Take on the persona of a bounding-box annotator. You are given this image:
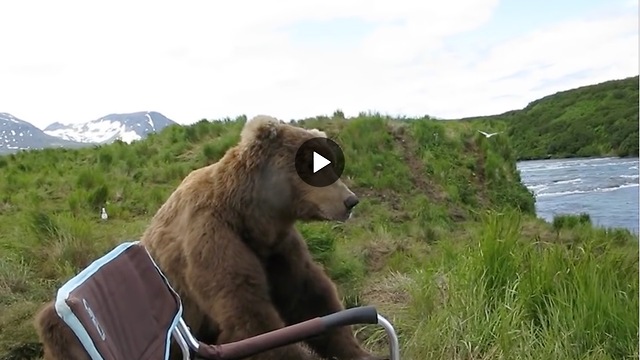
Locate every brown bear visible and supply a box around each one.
[34,115,384,360]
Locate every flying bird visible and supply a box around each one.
[478,130,500,138]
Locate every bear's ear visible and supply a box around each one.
[307,128,327,138]
[241,115,281,143]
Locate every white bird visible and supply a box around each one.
[101,207,108,221]
[478,130,500,138]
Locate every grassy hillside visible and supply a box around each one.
[0,113,637,360]
[458,76,639,160]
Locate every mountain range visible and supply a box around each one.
[0,111,178,155]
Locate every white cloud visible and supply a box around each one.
[448,8,638,117]
[0,0,636,128]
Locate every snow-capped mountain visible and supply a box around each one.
[0,113,89,155]
[44,111,177,144]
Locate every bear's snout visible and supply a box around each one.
[344,195,359,210]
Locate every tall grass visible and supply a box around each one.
[358,210,638,359]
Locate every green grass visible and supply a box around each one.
[0,113,637,360]
[366,210,638,360]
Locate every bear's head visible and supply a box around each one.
[236,115,359,223]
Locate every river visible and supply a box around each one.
[516,156,639,235]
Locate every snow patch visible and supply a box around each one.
[44,119,143,144]
[119,129,142,143]
[145,112,155,131]
[37,111,174,146]
[0,113,21,124]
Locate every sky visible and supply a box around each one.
[0,0,637,129]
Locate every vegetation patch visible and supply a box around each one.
[457,76,639,160]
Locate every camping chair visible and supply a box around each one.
[54,241,401,360]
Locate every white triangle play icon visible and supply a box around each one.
[313,152,331,173]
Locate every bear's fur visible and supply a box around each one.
[34,116,384,360]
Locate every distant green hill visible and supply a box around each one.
[458,76,639,160]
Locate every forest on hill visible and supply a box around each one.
[458,76,639,160]
[0,113,637,360]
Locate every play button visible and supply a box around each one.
[295,137,346,187]
[313,152,331,173]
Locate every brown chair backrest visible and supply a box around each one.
[55,241,184,360]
